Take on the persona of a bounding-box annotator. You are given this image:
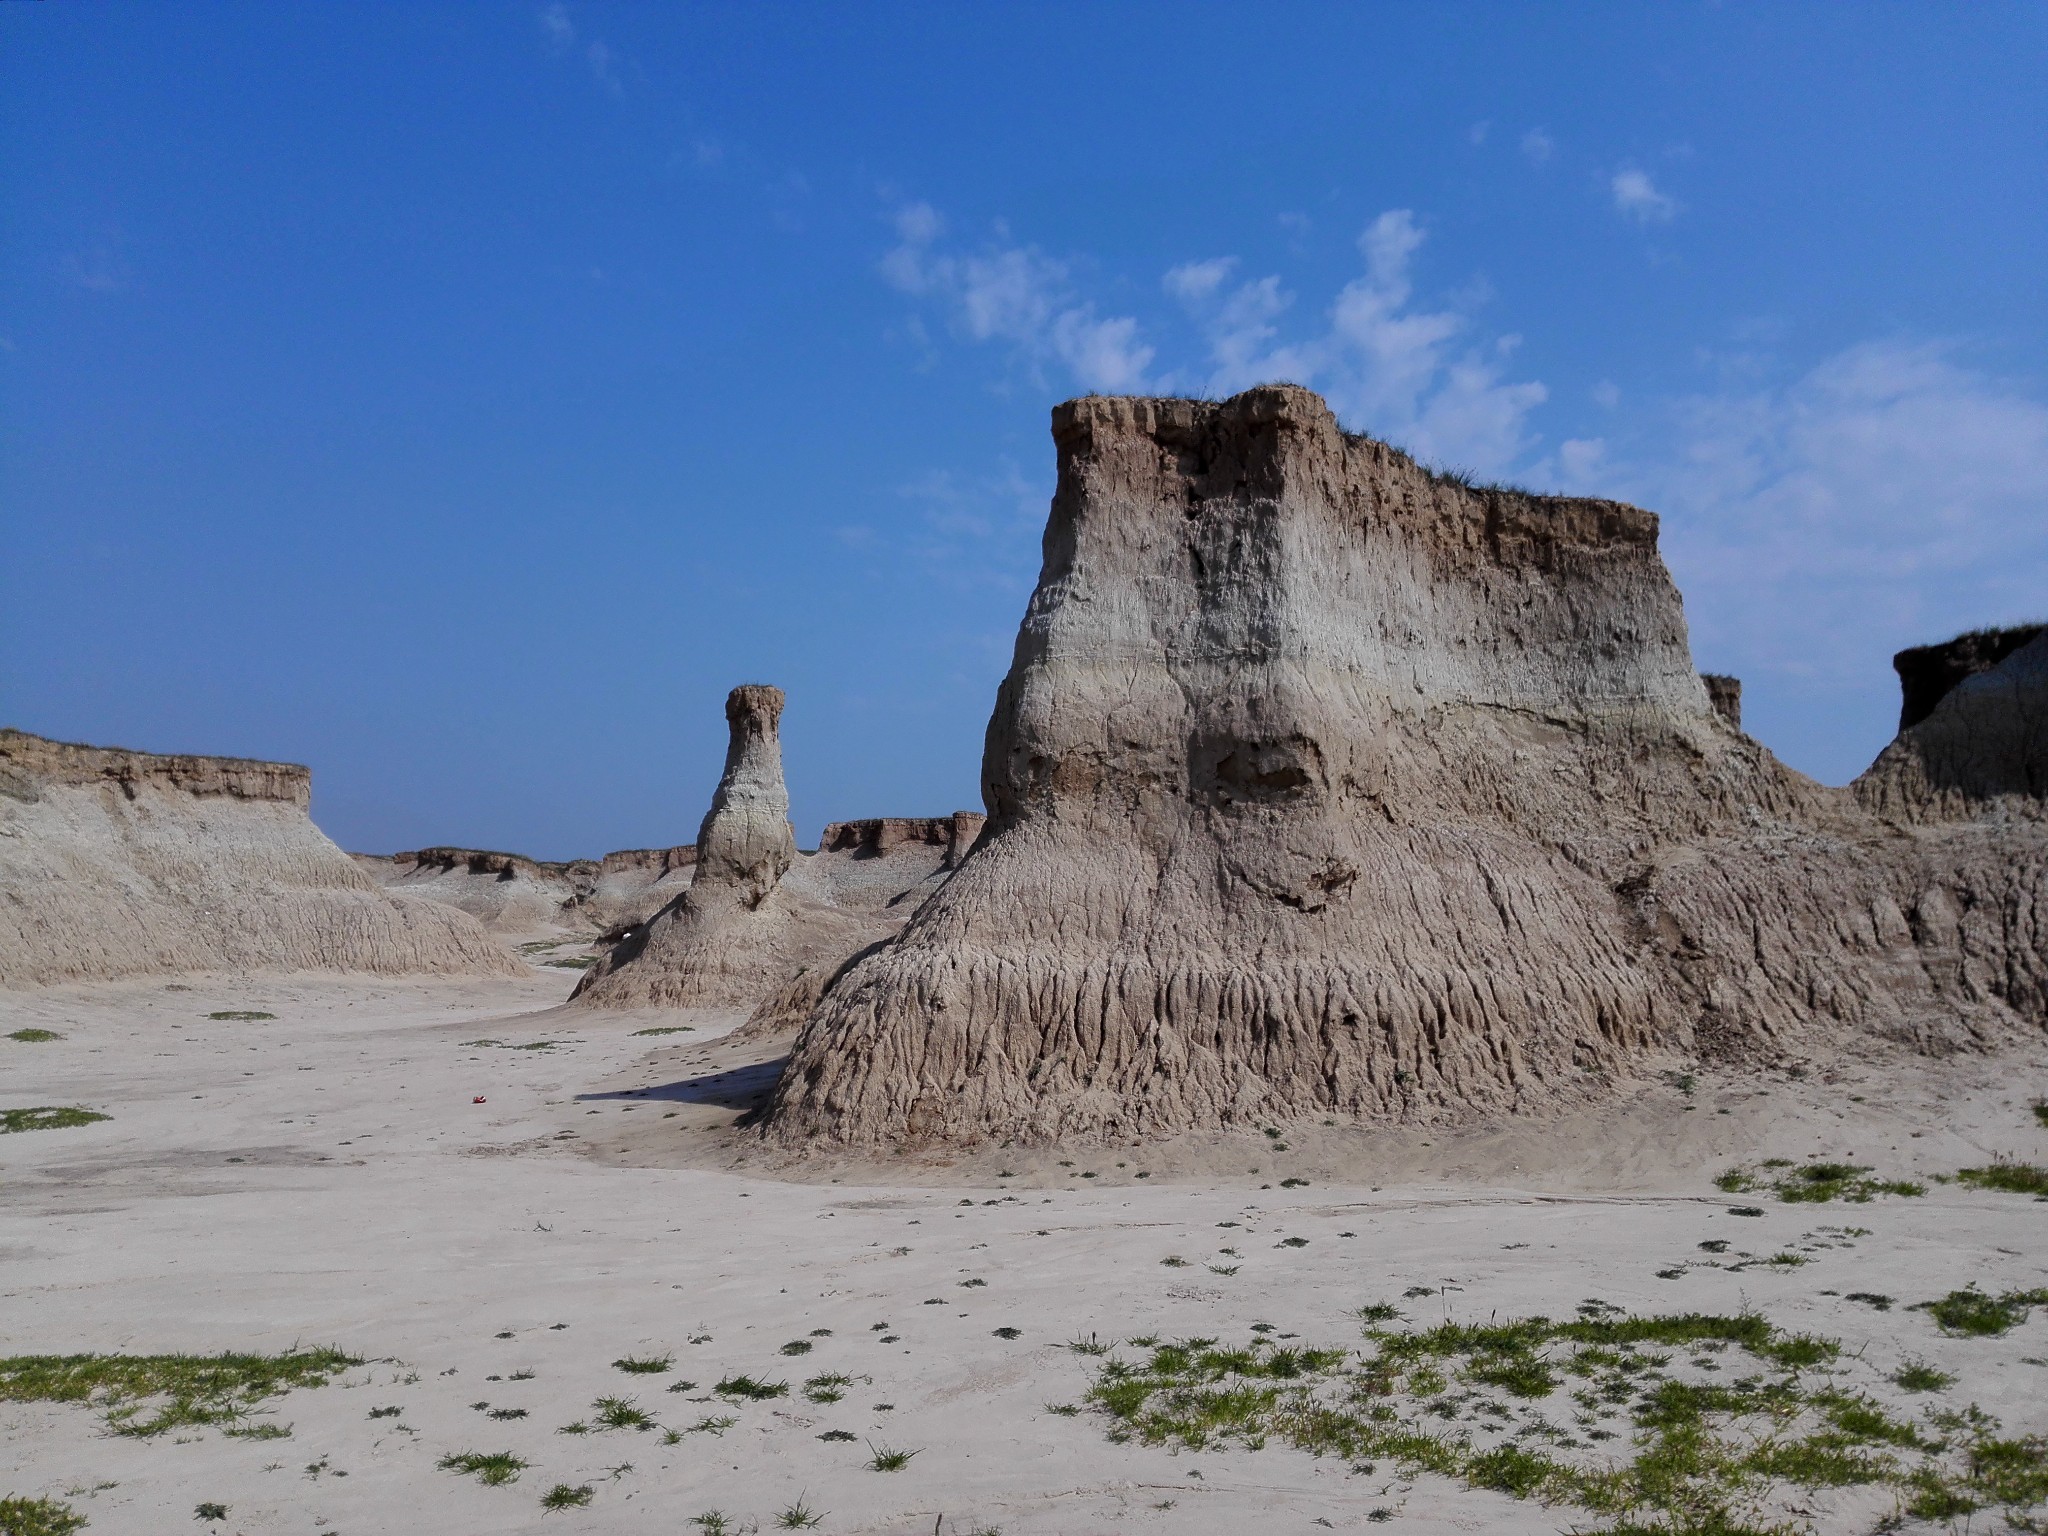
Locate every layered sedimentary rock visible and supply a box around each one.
[765,385,2048,1148]
[0,729,515,987]
[352,843,697,935]
[1702,674,1742,731]
[1857,629,2047,819]
[574,688,882,1007]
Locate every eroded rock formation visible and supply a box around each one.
[352,843,697,936]
[763,385,2048,1148]
[0,729,515,987]
[1857,629,2047,819]
[574,687,902,1008]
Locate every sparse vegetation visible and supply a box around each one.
[802,1373,852,1403]
[0,1107,110,1134]
[776,1496,825,1528]
[714,1374,787,1400]
[779,1340,813,1355]
[6,1029,61,1042]
[437,1451,527,1487]
[612,1354,672,1374]
[1716,1159,1923,1203]
[0,1497,88,1536]
[867,1442,919,1471]
[689,1514,733,1536]
[540,1483,594,1510]
[1077,1304,2048,1532]
[1893,1361,1954,1392]
[206,1011,274,1021]
[1917,1287,2048,1338]
[631,1026,693,1036]
[591,1395,654,1431]
[1955,1159,2048,1196]
[0,1347,358,1437]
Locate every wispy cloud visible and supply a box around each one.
[539,3,623,96]
[1168,210,1546,474]
[59,240,128,294]
[1612,166,1679,223]
[881,204,1154,392]
[1520,128,1555,164]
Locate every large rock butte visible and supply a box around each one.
[0,728,515,986]
[763,385,2048,1148]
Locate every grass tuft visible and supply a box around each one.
[714,1374,786,1401]
[6,1029,62,1043]
[1917,1286,2048,1337]
[590,1395,654,1431]
[867,1442,919,1471]
[438,1450,527,1486]
[540,1483,594,1510]
[775,1495,825,1528]
[1718,1159,1922,1203]
[611,1354,672,1374]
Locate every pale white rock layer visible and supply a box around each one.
[0,729,514,987]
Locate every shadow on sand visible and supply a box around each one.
[576,1056,787,1113]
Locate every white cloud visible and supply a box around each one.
[1468,121,1491,147]
[1520,128,1555,164]
[880,205,1154,393]
[1592,379,1621,409]
[1167,210,1547,473]
[1612,166,1679,223]
[1635,341,2048,701]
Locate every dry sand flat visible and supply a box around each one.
[3,977,2045,1534]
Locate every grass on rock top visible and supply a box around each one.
[1078,1302,2048,1533]
[0,1348,359,1437]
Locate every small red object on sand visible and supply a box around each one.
[473,1095,486,1104]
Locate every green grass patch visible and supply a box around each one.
[0,1496,89,1536]
[1916,1287,2048,1338]
[6,1029,62,1043]
[715,1374,787,1400]
[0,1347,358,1437]
[590,1395,654,1430]
[541,1483,594,1510]
[867,1442,918,1471]
[1717,1160,1922,1203]
[1955,1159,2048,1197]
[438,1451,527,1486]
[1078,1303,2045,1533]
[0,1107,109,1134]
[612,1354,671,1374]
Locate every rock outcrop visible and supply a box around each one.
[1702,674,1742,731]
[351,843,697,936]
[574,688,887,1008]
[0,728,515,987]
[1856,629,2048,820]
[763,386,2048,1149]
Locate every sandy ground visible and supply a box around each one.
[2,973,2045,1535]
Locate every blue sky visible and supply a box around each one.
[4,3,2044,859]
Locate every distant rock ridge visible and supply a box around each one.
[350,843,701,937]
[0,728,513,987]
[762,384,2048,1149]
[818,812,986,867]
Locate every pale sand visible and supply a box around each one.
[2,975,2044,1534]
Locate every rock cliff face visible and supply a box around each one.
[1892,625,2045,732]
[0,729,515,987]
[764,386,2048,1149]
[1703,674,1742,731]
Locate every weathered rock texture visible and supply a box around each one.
[764,386,2048,1149]
[0,729,515,987]
[1857,630,2048,820]
[351,843,697,936]
[1703,674,1742,731]
[573,687,946,1009]
[1892,624,2045,732]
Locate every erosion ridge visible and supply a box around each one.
[762,384,2048,1149]
[0,728,514,986]
[351,843,698,936]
